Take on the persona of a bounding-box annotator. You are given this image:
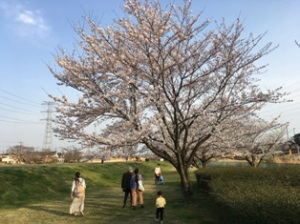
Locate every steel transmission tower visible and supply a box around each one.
[42,101,55,151]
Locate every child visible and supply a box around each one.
[154,163,161,185]
[155,190,166,224]
[158,175,164,185]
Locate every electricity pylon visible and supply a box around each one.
[41,101,55,151]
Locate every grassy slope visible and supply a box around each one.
[0,161,223,224]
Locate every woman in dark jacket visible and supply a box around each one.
[121,166,133,208]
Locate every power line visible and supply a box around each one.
[0,115,42,124]
[0,106,40,115]
[0,119,41,124]
[0,102,39,114]
[0,88,40,105]
[0,95,41,108]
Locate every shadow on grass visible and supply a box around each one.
[24,205,69,216]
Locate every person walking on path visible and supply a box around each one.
[70,171,86,216]
[121,166,133,208]
[155,190,166,224]
[155,163,161,185]
[130,168,144,210]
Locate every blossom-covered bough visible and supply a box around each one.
[48,0,286,198]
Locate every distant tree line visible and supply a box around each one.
[1,143,154,164]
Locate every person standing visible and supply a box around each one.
[70,172,86,216]
[155,190,166,224]
[121,166,133,208]
[130,168,144,210]
[155,163,161,185]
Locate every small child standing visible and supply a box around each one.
[155,190,166,224]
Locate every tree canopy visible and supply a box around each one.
[49,0,285,197]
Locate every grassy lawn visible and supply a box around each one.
[0,162,223,224]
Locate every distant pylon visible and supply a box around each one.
[41,101,55,151]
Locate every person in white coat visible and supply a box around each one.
[70,172,86,216]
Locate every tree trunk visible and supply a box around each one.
[245,155,263,167]
[143,142,195,199]
[176,165,194,199]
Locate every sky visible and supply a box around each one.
[0,0,300,152]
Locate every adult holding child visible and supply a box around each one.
[70,171,86,216]
[130,168,145,210]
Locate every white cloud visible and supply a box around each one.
[0,0,50,38]
[17,10,37,25]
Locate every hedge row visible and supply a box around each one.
[195,166,300,224]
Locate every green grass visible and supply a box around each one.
[0,161,223,224]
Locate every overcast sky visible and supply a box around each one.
[1,0,300,152]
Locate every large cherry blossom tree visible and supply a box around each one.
[49,0,284,197]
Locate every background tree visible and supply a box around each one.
[84,148,98,161]
[7,145,35,164]
[293,133,300,146]
[191,143,224,168]
[282,135,300,155]
[191,122,244,168]
[233,119,286,167]
[62,147,82,163]
[137,145,155,159]
[95,146,111,163]
[49,0,285,197]
[118,145,138,161]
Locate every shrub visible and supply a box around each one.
[195,166,300,224]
